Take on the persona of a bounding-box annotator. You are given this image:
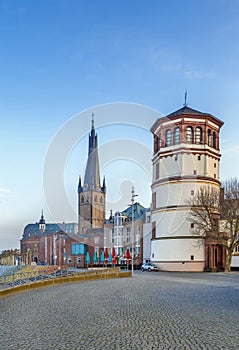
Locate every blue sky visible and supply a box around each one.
[1,0,239,250]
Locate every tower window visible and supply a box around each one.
[81,196,84,203]
[191,255,194,261]
[213,132,216,148]
[191,223,194,228]
[186,126,194,143]
[94,195,97,203]
[191,190,194,195]
[198,155,201,161]
[214,163,216,168]
[174,127,180,145]
[155,162,159,179]
[214,174,216,179]
[165,129,172,147]
[195,127,202,144]
[208,129,212,146]
[100,196,103,204]
[193,170,197,175]
[152,192,156,210]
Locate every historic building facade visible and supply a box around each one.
[104,202,148,267]
[150,105,225,271]
[21,116,105,266]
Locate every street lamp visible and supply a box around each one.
[131,186,138,275]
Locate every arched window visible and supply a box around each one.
[174,127,180,145]
[165,129,172,147]
[213,132,216,148]
[154,135,158,153]
[94,195,98,203]
[100,196,103,204]
[186,126,194,143]
[81,196,84,203]
[158,136,162,150]
[195,127,202,144]
[208,129,212,146]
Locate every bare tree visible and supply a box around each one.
[188,186,221,240]
[188,179,239,272]
[220,178,239,271]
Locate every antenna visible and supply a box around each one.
[183,89,188,107]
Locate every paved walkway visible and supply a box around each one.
[1,271,239,349]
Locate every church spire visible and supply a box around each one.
[84,114,101,190]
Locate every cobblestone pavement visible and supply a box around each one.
[1,271,239,350]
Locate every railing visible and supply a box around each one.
[0,266,127,289]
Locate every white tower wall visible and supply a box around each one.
[151,106,223,271]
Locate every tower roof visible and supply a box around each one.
[39,210,45,224]
[151,105,224,133]
[83,113,101,191]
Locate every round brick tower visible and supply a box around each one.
[150,105,223,271]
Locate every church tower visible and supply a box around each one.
[150,104,223,271]
[78,114,106,234]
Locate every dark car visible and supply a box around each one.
[141,262,158,272]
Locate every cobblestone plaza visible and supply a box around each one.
[1,271,239,349]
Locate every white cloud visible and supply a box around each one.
[184,70,215,79]
[0,188,11,194]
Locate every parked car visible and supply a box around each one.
[141,262,158,272]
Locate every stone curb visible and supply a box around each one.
[0,270,132,298]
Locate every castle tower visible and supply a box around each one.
[78,114,106,234]
[150,105,223,271]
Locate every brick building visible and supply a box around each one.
[21,115,105,267]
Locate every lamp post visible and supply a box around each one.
[131,186,138,275]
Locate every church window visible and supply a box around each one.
[186,126,194,143]
[165,129,172,147]
[174,127,180,145]
[195,127,202,144]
